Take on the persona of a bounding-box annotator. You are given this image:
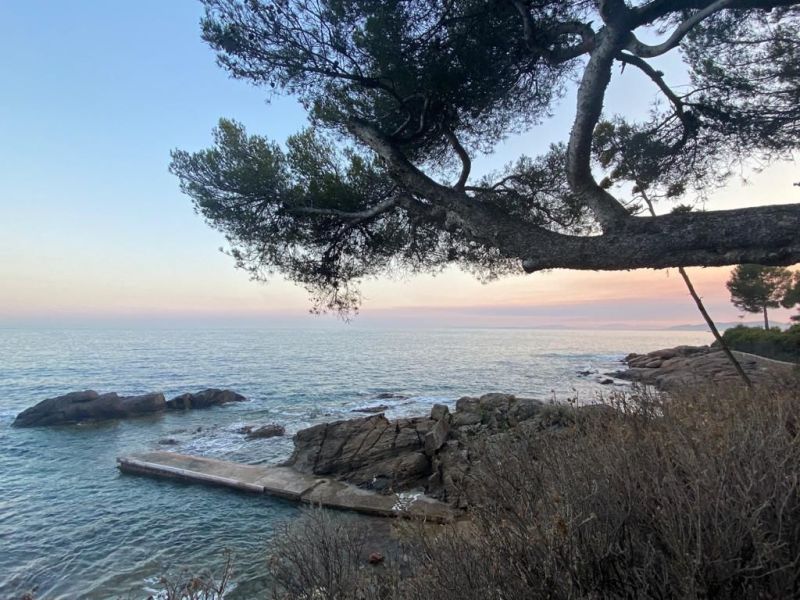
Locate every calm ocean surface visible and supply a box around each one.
[0,327,710,599]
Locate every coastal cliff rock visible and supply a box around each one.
[12,390,166,427]
[287,413,433,492]
[285,393,548,506]
[612,345,797,390]
[166,388,246,410]
[13,388,247,427]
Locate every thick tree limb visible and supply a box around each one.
[566,27,632,231]
[627,0,735,57]
[520,204,800,272]
[632,0,800,27]
[348,118,587,249]
[348,119,800,274]
[510,1,596,63]
[549,22,597,61]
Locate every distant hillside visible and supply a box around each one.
[667,321,788,332]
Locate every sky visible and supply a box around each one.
[1,1,798,329]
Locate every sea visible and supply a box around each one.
[0,327,711,599]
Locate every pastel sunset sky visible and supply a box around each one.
[2,1,798,329]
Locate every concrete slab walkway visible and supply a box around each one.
[117,451,454,522]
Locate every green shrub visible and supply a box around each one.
[721,324,800,362]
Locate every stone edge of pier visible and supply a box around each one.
[117,451,455,523]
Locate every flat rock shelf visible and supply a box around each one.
[117,451,455,522]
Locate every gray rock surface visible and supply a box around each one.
[166,388,246,410]
[13,390,166,427]
[424,412,450,456]
[14,387,247,427]
[612,345,796,390]
[245,423,286,439]
[285,393,550,507]
[287,413,433,492]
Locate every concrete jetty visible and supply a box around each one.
[117,451,454,522]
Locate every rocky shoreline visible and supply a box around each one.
[282,392,589,508]
[609,344,797,390]
[13,345,798,511]
[282,346,798,508]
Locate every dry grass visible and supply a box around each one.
[268,511,402,600]
[269,381,800,599]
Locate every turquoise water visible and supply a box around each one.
[0,327,710,599]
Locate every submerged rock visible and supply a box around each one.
[351,405,390,414]
[12,390,166,427]
[245,423,285,439]
[166,389,246,410]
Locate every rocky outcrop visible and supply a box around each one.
[12,390,166,427]
[424,405,450,456]
[285,393,550,507]
[287,412,433,493]
[612,345,797,390]
[244,423,286,439]
[13,388,247,427]
[166,389,246,410]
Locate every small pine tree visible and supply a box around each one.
[726,265,794,329]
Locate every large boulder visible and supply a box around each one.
[286,392,548,503]
[424,409,450,456]
[166,389,246,410]
[286,413,434,492]
[451,393,544,434]
[13,390,166,427]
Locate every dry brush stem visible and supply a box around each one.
[153,549,234,600]
[268,510,402,600]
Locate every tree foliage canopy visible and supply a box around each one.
[171,0,800,313]
[726,264,794,328]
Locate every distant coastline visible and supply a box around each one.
[665,321,791,331]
